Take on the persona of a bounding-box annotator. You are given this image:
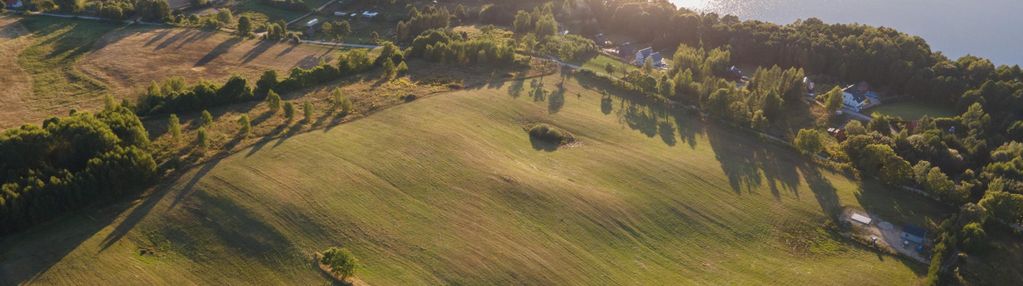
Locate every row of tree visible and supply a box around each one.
[36,0,171,22]
[135,49,376,116]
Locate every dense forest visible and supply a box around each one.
[0,105,157,234]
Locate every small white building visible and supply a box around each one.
[305,18,320,28]
[850,213,873,225]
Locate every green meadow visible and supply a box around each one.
[1,76,945,285]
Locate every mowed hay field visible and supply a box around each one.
[0,16,35,129]
[0,16,343,129]
[79,26,343,98]
[1,77,943,285]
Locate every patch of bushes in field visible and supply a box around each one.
[407,29,515,66]
[527,123,574,145]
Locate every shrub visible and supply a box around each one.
[528,123,574,145]
[266,90,282,113]
[168,114,181,139]
[238,114,251,137]
[303,101,313,123]
[795,129,824,155]
[200,110,214,126]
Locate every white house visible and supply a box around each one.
[842,82,881,112]
[634,47,664,67]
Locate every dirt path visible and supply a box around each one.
[0,16,38,129]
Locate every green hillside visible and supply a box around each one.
[1,76,942,285]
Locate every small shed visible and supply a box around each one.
[850,213,872,225]
[305,18,320,28]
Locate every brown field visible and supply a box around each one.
[79,27,344,99]
[0,16,39,129]
[0,15,345,129]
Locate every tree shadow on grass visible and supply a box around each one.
[704,124,802,197]
[276,42,298,58]
[273,121,306,148]
[548,81,566,114]
[195,37,242,67]
[247,121,292,157]
[507,78,525,98]
[0,200,125,285]
[241,39,277,64]
[797,163,842,221]
[143,29,171,47]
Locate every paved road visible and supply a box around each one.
[298,40,378,49]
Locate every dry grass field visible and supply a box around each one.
[79,27,344,99]
[0,16,346,129]
[0,16,35,129]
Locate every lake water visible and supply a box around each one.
[671,0,1023,66]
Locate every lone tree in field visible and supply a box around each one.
[267,90,282,113]
[237,16,252,36]
[794,128,824,155]
[331,88,352,115]
[605,63,615,77]
[303,101,314,123]
[238,114,251,137]
[168,114,182,140]
[284,102,295,122]
[321,247,358,281]
[197,127,209,147]
[200,110,214,126]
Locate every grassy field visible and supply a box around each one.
[576,53,638,77]
[865,101,958,120]
[234,0,307,25]
[0,75,947,285]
